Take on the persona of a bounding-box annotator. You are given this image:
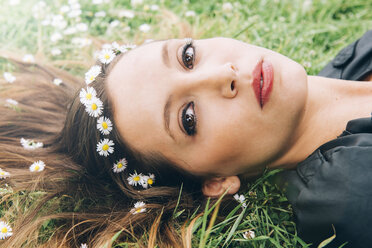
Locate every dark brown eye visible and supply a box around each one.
[181,102,197,136]
[231,81,235,91]
[182,45,195,69]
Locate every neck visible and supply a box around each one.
[269,75,372,170]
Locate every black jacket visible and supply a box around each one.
[278,29,372,248]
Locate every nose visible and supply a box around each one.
[186,62,238,98]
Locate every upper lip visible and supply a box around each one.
[252,59,263,107]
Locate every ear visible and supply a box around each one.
[202,176,241,198]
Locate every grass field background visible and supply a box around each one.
[0,0,371,247]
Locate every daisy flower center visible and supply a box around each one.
[117,163,123,168]
[0,172,4,175]
[135,208,142,213]
[102,144,109,151]
[89,76,94,81]
[34,165,40,171]
[91,103,97,110]
[134,176,140,181]
[1,227,7,233]
[148,178,153,185]
[86,93,92,100]
[104,54,110,59]
[102,122,108,129]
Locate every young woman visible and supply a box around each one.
[0,30,371,247]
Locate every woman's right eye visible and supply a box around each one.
[181,102,197,136]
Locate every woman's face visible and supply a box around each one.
[107,37,307,177]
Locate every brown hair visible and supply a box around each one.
[0,49,231,247]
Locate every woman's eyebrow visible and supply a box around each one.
[162,40,171,68]
[164,94,176,141]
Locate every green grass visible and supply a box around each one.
[1,0,371,247]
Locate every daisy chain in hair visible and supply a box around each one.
[79,87,97,105]
[0,221,12,240]
[127,172,143,186]
[130,201,146,215]
[96,138,114,157]
[29,160,45,172]
[112,158,128,173]
[85,97,103,118]
[98,49,116,64]
[97,116,113,135]
[85,65,102,85]
[141,174,155,189]
[20,138,43,150]
[0,169,10,179]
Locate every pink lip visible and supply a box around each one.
[252,59,274,108]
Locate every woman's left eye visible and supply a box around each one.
[181,102,197,136]
[182,44,195,69]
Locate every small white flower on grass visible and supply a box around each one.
[95,11,106,18]
[85,97,103,117]
[22,54,35,63]
[118,10,135,19]
[141,174,155,189]
[96,139,114,157]
[97,116,112,135]
[51,32,63,43]
[127,172,143,186]
[63,27,77,35]
[0,221,12,239]
[76,23,88,32]
[72,37,92,48]
[9,0,20,5]
[0,169,10,179]
[98,49,116,64]
[131,0,143,7]
[79,87,97,105]
[222,2,233,12]
[3,72,16,83]
[80,243,88,248]
[20,138,43,149]
[112,158,128,173]
[51,48,62,56]
[53,78,63,86]
[60,5,70,13]
[85,65,101,85]
[68,9,82,18]
[185,10,196,17]
[29,160,45,172]
[243,230,255,239]
[150,4,159,11]
[109,20,120,28]
[233,193,247,208]
[5,98,18,107]
[139,23,151,33]
[130,201,146,214]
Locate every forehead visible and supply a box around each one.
[106,40,171,151]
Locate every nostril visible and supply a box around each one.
[230,81,235,91]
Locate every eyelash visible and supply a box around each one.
[181,102,197,136]
[181,40,195,70]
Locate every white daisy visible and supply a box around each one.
[5,98,18,107]
[80,243,88,248]
[0,221,12,240]
[185,10,196,17]
[50,32,63,43]
[98,49,116,64]
[112,158,128,173]
[20,138,43,149]
[96,139,114,157]
[0,169,10,179]
[130,201,146,215]
[76,23,88,32]
[79,87,97,105]
[118,10,135,19]
[85,97,103,118]
[243,230,255,239]
[127,172,143,186]
[222,2,233,12]
[29,160,45,172]
[3,72,16,83]
[53,78,63,86]
[51,48,62,56]
[233,193,247,208]
[141,174,155,189]
[85,65,102,85]
[97,116,113,135]
[22,54,35,63]
[139,23,151,33]
[131,0,143,7]
[95,11,106,18]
